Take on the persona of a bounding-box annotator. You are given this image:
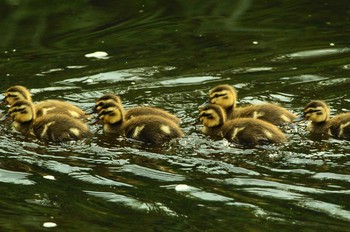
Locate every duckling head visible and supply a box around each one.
[303,100,330,123]
[93,94,122,113]
[2,85,32,106]
[97,100,125,125]
[198,103,227,128]
[8,100,35,123]
[209,84,237,109]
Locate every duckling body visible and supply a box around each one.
[94,94,181,124]
[208,84,296,126]
[3,85,87,119]
[98,101,183,144]
[221,118,287,144]
[7,100,91,142]
[199,104,286,145]
[302,100,350,139]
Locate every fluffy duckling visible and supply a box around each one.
[93,94,181,124]
[198,103,286,145]
[6,100,91,142]
[97,100,183,144]
[301,100,350,139]
[2,85,87,119]
[208,84,296,126]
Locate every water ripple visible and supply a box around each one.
[0,168,35,185]
[116,164,186,182]
[274,47,350,60]
[84,190,178,216]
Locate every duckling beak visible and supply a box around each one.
[195,117,203,125]
[293,115,305,122]
[0,96,8,106]
[198,100,210,110]
[0,112,10,122]
[85,107,96,115]
[90,116,102,125]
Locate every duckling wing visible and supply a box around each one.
[32,115,91,142]
[222,118,286,145]
[329,113,350,139]
[123,116,183,144]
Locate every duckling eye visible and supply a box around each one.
[6,95,19,100]
[213,93,226,98]
[97,102,105,107]
[100,110,114,116]
[201,113,213,119]
[305,109,320,114]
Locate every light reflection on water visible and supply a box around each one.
[1,0,350,231]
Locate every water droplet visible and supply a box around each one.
[43,222,57,228]
[43,175,56,180]
[85,51,109,59]
[175,184,191,192]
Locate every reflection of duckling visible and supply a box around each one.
[301,100,350,139]
[7,100,91,142]
[208,84,296,126]
[94,94,181,124]
[2,85,87,119]
[97,101,183,144]
[198,104,286,145]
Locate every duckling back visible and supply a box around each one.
[32,114,91,142]
[35,100,87,119]
[233,103,297,126]
[125,106,181,125]
[221,118,287,145]
[123,115,184,144]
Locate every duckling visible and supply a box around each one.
[96,100,183,144]
[93,94,181,124]
[6,100,91,142]
[208,84,296,126]
[198,103,286,145]
[301,100,350,140]
[2,85,87,119]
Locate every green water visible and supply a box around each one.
[0,0,350,231]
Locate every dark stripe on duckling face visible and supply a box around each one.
[209,85,237,109]
[8,101,34,122]
[209,90,229,103]
[94,94,122,113]
[303,101,329,123]
[98,102,124,125]
[4,86,31,105]
[198,104,226,127]
[3,92,22,105]
[303,108,323,118]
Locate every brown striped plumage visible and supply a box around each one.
[208,84,296,126]
[97,100,183,144]
[302,100,350,140]
[7,100,91,142]
[93,94,181,124]
[3,85,87,119]
[198,104,286,145]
